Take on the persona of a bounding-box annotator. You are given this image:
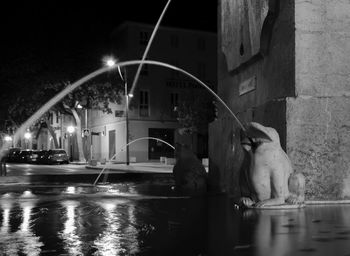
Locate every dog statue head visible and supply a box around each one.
[241,122,280,151]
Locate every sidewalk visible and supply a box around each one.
[85,161,174,174]
[0,162,174,187]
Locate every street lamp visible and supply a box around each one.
[4,135,12,143]
[67,126,75,161]
[24,131,31,149]
[104,56,133,165]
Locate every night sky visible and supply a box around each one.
[0,0,217,57]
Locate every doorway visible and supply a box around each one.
[109,130,116,160]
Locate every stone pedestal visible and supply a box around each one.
[211,0,350,200]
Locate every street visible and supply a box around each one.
[5,163,96,176]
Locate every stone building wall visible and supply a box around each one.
[210,0,350,200]
[287,0,350,199]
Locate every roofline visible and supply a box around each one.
[113,20,217,37]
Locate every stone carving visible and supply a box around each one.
[221,0,269,71]
[172,143,207,194]
[239,122,305,208]
[221,0,279,71]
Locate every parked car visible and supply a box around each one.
[41,149,69,164]
[36,150,48,164]
[27,150,48,164]
[6,147,21,162]
[18,150,34,163]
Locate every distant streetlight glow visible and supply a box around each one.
[104,57,116,67]
[4,135,12,142]
[24,132,31,140]
[67,126,75,134]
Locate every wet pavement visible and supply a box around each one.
[0,181,350,255]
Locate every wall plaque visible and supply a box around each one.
[239,76,256,95]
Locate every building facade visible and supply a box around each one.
[87,22,217,163]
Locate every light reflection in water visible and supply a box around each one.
[21,190,35,198]
[93,200,140,255]
[65,186,76,194]
[60,201,83,256]
[18,201,43,256]
[250,209,307,256]
[0,206,11,234]
[0,200,43,256]
[93,201,123,255]
[127,204,140,254]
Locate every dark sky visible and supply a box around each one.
[0,0,217,57]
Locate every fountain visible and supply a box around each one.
[0,58,305,207]
[93,137,175,186]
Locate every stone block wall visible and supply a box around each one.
[212,0,350,200]
[288,0,350,199]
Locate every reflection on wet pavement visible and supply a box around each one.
[0,183,350,255]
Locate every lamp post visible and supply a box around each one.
[105,57,133,165]
[67,125,75,162]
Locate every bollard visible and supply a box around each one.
[0,160,6,176]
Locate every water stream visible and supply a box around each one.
[93,137,175,186]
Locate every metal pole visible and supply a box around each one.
[125,77,130,165]
[118,65,130,165]
[60,113,63,148]
[85,108,88,129]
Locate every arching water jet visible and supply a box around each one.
[93,137,175,186]
[0,59,245,159]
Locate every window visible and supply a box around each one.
[197,37,206,51]
[139,31,149,45]
[170,60,180,78]
[170,92,179,118]
[115,110,124,117]
[139,90,149,117]
[49,112,53,125]
[141,64,149,76]
[56,111,59,123]
[197,62,206,79]
[170,35,179,48]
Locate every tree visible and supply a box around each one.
[176,90,217,135]
[3,46,125,161]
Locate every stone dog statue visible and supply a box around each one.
[172,143,207,194]
[239,122,305,208]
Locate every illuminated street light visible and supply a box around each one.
[104,57,116,67]
[24,132,31,140]
[67,126,75,134]
[4,135,12,142]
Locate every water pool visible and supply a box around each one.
[0,183,349,255]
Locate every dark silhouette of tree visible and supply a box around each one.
[176,91,217,135]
